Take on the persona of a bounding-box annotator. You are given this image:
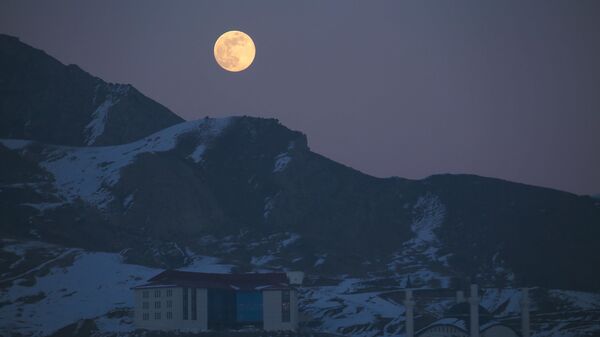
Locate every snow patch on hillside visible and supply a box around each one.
[263,196,275,219]
[480,288,523,316]
[300,278,404,337]
[0,118,232,209]
[20,202,66,212]
[273,153,291,172]
[387,194,451,287]
[0,139,31,150]
[85,84,130,145]
[410,194,446,250]
[179,255,233,273]
[188,144,206,163]
[548,289,600,310]
[186,118,232,163]
[273,141,296,173]
[0,242,159,336]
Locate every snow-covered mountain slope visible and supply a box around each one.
[2,239,599,337]
[2,118,231,209]
[1,115,600,291]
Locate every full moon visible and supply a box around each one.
[214,31,256,72]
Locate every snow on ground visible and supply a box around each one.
[0,242,159,336]
[19,202,66,213]
[0,117,232,209]
[122,193,134,210]
[480,288,523,316]
[548,289,600,310]
[272,141,296,173]
[187,144,206,163]
[280,233,300,247]
[84,84,130,145]
[409,194,446,256]
[251,255,277,267]
[387,194,451,287]
[300,278,404,337]
[314,254,327,267]
[263,195,275,219]
[178,255,233,273]
[273,153,291,172]
[186,117,231,163]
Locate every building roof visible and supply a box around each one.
[132,270,292,291]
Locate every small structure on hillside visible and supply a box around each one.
[132,270,304,332]
[404,285,530,337]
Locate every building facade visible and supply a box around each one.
[133,270,303,332]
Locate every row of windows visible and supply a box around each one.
[142,300,172,309]
[142,289,173,298]
[142,312,173,320]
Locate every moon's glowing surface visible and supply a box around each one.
[214,31,256,72]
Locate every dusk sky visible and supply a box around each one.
[1,1,599,195]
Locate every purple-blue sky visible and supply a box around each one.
[1,1,599,195]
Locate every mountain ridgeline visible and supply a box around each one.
[1,34,599,293]
[0,34,183,146]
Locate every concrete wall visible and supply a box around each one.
[262,289,298,331]
[134,287,207,331]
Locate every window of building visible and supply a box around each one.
[142,291,149,298]
[166,289,172,297]
[155,312,161,320]
[191,288,197,320]
[166,300,172,308]
[166,311,172,320]
[142,302,148,309]
[155,301,161,309]
[281,290,291,323]
[183,287,188,320]
[154,289,161,298]
[142,313,149,320]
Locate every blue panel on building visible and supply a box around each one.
[236,291,263,323]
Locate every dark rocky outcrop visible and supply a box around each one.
[0,34,183,146]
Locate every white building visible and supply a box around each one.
[133,270,303,332]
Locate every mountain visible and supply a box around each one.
[0,34,183,146]
[1,36,600,337]
[2,116,598,290]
